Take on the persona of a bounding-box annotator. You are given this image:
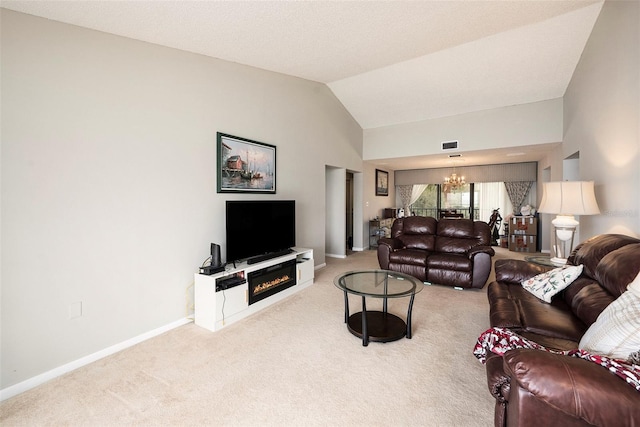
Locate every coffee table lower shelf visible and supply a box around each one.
[347,311,407,344]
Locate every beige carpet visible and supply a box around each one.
[1,248,525,426]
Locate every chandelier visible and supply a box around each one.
[444,172,465,190]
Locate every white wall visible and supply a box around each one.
[363,98,563,161]
[1,10,362,389]
[543,0,640,239]
[325,167,346,258]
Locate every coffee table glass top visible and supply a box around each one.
[333,270,422,298]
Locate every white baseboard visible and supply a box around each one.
[0,317,192,402]
[351,246,366,252]
[314,262,327,270]
[325,253,347,259]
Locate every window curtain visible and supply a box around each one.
[397,184,427,215]
[504,181,533,214]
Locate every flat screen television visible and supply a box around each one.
[226,200,296,264]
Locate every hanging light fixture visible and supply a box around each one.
[444,172,465,189]
[444,161,465,190]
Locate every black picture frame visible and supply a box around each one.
[375,169,389,196]
[217,132,276,194]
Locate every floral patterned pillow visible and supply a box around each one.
[521,264,584,303]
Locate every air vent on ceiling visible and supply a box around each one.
[441,140,459,151]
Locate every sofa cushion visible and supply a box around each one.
[426,253,472,271]
[521,264,583,303]
[488,282,587,342]
[579,271,640,361]
[389,249,428,266]
[399,234,435,251]
[563,277,616,327]
[435,219,491,255]
[569,234,640,280]
[594,243,640,297]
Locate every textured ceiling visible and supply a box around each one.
[1,0,604,168]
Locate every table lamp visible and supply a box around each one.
[538,181,600,265]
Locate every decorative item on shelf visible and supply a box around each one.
[520,204,535,216]
[538,181,600,265]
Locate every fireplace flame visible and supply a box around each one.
[253,275,291,295]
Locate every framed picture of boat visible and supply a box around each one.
[217,132,276,193]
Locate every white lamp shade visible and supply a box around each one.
[538,181,600,216]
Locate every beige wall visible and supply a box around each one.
[1,10,362,389]
[363,98,563,161]
[564,0,640,238]
[541,0,640,241]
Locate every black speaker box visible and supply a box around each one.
[211,243,222,267]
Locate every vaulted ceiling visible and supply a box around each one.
[2,0,605,167]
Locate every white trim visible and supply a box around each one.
[314,262,327,270]
[0,317,192,402]
[351,246,366,252]
[325,253,347,259]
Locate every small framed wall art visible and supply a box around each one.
[217,132,276,194]
[375,169,389,196]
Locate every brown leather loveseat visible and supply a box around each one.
[484,234,640,426]
[377,216,495,289]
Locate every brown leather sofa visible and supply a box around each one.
[377,216,495,289]
[485,234,640,426]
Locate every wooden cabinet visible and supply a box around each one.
[508,216,538,253]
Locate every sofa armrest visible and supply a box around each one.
[467,245,495,259]
[377,237,402,250]
[494,259,552,284]
[504,349,640,426]
[376,238,403,270]
[485,352,511,403]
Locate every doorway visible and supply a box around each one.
[346,172,354,252]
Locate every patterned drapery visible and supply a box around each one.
[397,184,427,215]
[504,181,533,214]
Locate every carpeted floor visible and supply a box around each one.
[0,247,525,426]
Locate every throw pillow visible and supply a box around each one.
[521,264,584,303]
[579,271,640,361]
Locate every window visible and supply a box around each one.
[410,182,512,223]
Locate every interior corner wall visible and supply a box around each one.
[562,0,640,238]
[0,10,363,390]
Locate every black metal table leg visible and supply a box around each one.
[343,290,349,323]
[361,296,368,346]
[383,274,388,314]
[406,292,416,339]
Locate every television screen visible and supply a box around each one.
[226,200,296,263]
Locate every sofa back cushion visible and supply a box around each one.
[435,219,491,254]
[594,243,640,297]
[391,216,437,251]
[568,234,640,283]
[564,234,640,327]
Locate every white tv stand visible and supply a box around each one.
[194,248,314,332]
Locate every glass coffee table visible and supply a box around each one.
[333,270,423,346]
